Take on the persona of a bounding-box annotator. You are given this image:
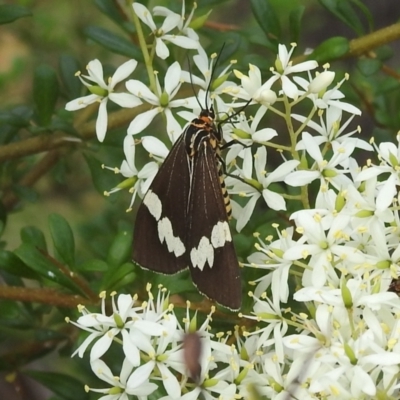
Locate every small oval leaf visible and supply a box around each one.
[0,4,32,24]
[107,230,133,268]
[33,64,60,126]
[308,36,349,64]
[48,213,75,268]
[25,371,89,400]
[84,26,142,60]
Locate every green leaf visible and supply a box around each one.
[318,0,366,36]
[79,259,108,272]
[33,65,60,126]
[84,26,142,60]
[14,243,81,292]
[20,226,47,251]
[83,153,120,194]
[12,184,39,203]
[250,0,281,45]
[59,55,82,100]
[95,0,135,33]
[107,230,133,268]
[308,36,349,64]
[0,4,32,24]
[289,5,305,44]
[0,200,6,237]
[357,58,382,76]
[48,214,75,268]
[101,262,136,290]
[0,250,39,279]
[335,0,364,36]
[351,0,374,31]
[25,371,88,400]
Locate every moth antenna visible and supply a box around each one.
[187,54,204,112]
[205,43,226,111]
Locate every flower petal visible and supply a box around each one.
[128,108,160,135]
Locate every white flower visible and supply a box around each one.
[292,106,371,151]
[65,59,141,142]
[356,134,400,209]
[230,63,277,106]
[133,2,198,60]
[154,1,199,40]
[88,358,158,399]
[247,227,299,308]
[284,210,364,287]
[126,61,189,142]
[308,70,335,93]
[69,292,164,366]
[270,43,318,99]
[104,135,159,210]
[225,113,278,164]
[229,146,299,231]
[285,132,356,190]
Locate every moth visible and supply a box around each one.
[132,61,241,310]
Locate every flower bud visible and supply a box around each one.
[308,71,335,94]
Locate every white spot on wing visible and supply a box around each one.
[158,217,185,257]
[144,190,162,220]
[211,221,232,248]
[190,237,214,271]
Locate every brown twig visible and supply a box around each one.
[2,150,61,210]
[0,285,97,308]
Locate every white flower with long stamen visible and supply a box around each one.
[87,358,158,399]
[103,135,160,210]
[229,146,299,231]
[154,1,199,40]
[126,61,189,142]
[133,2,198,60]
[270,43,318,99]
[65,59,142,142]
[285,131,356,190]
[229,63,277,107]
[69,292,165,366]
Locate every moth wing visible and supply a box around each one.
[133,135,190,274]
[187,140,241,310]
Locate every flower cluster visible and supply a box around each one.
[66,1,400,399]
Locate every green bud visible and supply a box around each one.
[257,312,279,320]
[335,191,346,212]
[275,57,283,73]
[232,128,251,139]
[113,313,124,329]
[109,387,122,395]
[203,378,218,388]
[157,353,168,362]
[159,91,169,107]
[211,72,231,91]
[244,178,263,191]
[271,247,284,258]
[189,314,197,332]
[117,176,137,190]
[234,366,249,385]
[319,240,329,250]
[341,279,353,308]
[354,210,374,218]
[322,169,338,178]
[240,344,249,361]
[376,260,391,270]
[344,342,357,365]
[189,10,212,30]
[389,151,399,167]
[270,377,283,392]
[300,153,308,169]
[89,85,108,97]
